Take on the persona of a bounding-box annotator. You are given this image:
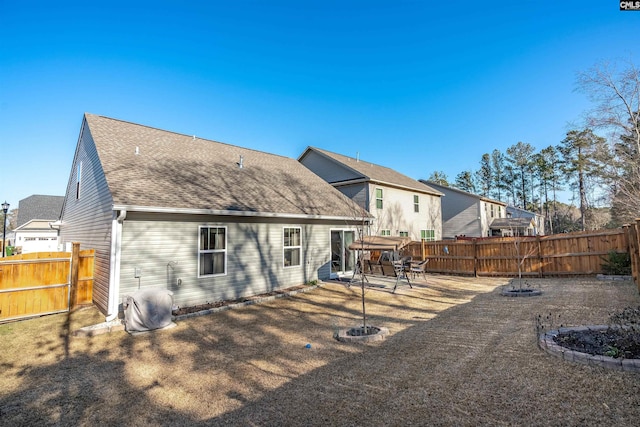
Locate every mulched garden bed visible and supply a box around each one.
[171,284,310,316]
[554,327,640,359]
[553,306,640,359]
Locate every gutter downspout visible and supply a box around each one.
[106,209,126,321]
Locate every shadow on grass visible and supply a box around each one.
[2,278,638,425]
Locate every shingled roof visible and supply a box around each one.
[16,195,64,227]
[301,147,442,196]
[84,114,369,219]
[489,217,535,230]
[421,180,506,206]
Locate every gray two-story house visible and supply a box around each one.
[420,181,508,239]
[299,147,443,243]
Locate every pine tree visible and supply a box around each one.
[475,153,492,197]
[558,129,608,231]
[506,142,535,208]
[454,170,476,193]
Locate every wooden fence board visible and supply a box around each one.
[0,243,95,322]
[76,249,94,305]
[404,228,636,282]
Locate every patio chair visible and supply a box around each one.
[410,259,429,281]
[380,260,412,293]
[368,259,382,275]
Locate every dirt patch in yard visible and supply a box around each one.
[1,276,640,426]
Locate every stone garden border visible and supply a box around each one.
[539,325,640,372]
[334,326,390,343]
[501,288,542,297]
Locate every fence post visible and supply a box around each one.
[623,224,633,281]
[472,238,478,277]
[69,242,80,309]
[536,235,543,278]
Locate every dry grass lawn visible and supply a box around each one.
[1,275,640,426]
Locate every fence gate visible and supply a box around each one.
[0,243,94,323]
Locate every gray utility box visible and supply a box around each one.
[124,288,174,333]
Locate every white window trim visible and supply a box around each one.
[375,188,383,210]
[76,161,82,200]
[420,229,436,241]
[198,225,227,278]
[283,226,302,268]
[414,195,419,213]
[330,228,357,276]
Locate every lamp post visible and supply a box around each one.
[2,201,9,258]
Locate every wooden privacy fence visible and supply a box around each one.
[0,242,94,322]
[403,223,640,288]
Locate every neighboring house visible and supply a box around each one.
[58,114,370,320]
[419,181,507,239]
[299,147,443,242]
[14,195,64,253]
[488,217,537,237]
[505,206,545,236]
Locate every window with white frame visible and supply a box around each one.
[414,195,419,213]
[76,162,82,200]
[380,229,391,236]
[199,226,227,276]
[420,229,435,241]
[283,227,301,267]
[399,231,409,237]
[375,188,383,209]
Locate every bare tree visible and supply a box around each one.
[504,210,539,291]
[6,208,18,231]
[343,201,374,335]
[576,59,640,223]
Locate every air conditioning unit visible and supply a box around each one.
[124,288,174,333]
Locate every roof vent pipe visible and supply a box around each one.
[135,146,139,155]
[238,155,244,169]
[356,152,359,162]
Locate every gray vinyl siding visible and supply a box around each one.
[335,183,368,209]
[441,193,481,239]
[117,212,351,309]
[58,119,115,314]
[299,150,361,183]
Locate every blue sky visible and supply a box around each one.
[1,1,638,211]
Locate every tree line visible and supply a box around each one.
[428,58,640,234]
